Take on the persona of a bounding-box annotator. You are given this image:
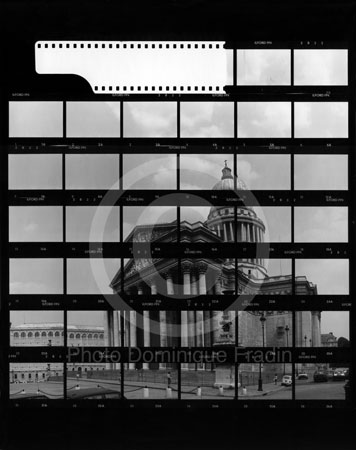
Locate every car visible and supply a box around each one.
[281,375,293,386]
[313,370,328,382]
[10,391,50,400]
[67,386,126,400]
[333,369,348,381]
[297,373,308,380]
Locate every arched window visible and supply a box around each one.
[21,373,25,379]
[99,334,104,340]
[41,331,47,337]
[61,331,64,336]
[94,334,98,339]
[84,368,87,372]
[28,332,33,338]
[20,332,26,338]
[88,334,92,339]
[42,373,45,378]
[28,373,32,379]
[69,333,74,339]
[75,333,80,339]
[13,332,19,338]
[54,331,60,337]
[82,334,87,339]
[78,366,82,372]
[35,332,40,337]
[48,331,53,337]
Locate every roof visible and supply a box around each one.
[11,324,104,331]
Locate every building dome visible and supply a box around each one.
[211,161,248,191]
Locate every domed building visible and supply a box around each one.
[108,162,320,376]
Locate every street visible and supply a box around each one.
[295,380,346,400]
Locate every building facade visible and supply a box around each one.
[10,324,106,382]
[107,163,321,376]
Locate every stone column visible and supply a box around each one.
[181,262,192,369]
[246,223,250,242]
[252,225,256,242]
[214,273,222,295]
[241,223,246,241]
[164,271,174,296]
[196,263,207,358]
[129,311,137,369]
[223,222,228,241]
[229,222,234,241]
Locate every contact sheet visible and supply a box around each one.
[3,41,353,410]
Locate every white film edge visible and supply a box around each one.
[35,41,233,94]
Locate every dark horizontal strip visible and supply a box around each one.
[8,346,351,363]
[7,143,351,154]
[8,190,350,206]
[226,86,349,101]
[7,138,351,149]
[225,41,348,49]
[8,295,351,311]
[8,399,350,409]
[8,242,349,258]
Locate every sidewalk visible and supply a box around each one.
[238,382,288,397]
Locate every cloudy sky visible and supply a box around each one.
[66,206,120,242]
[10,259,63,294]
[67,258,120,294]
[181,206,211,225]
[67,102,120,137]
[253,207,291,242]
[180,102,234,138]
[264,259,291,277]
[320,311,349,340]
[237,154,290,190]
[294,50,348,85]
[238,102,291,138]
[124,102,177,137]
[294,207,348,242]
[295,259,349,295]
[123,154,176,190]
[294,155,348,190]
[65,154,120,189]
[10,310,64,327]
[9,154,62,190]
[9,101,63,138]
[9,207,63,242]
[123,206,176,241]
[180,154,233,190]
[294,102,348,138]
[236,49,291,85]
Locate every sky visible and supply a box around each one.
[65,154,120,189]
[67,102,120,137]
[123,154,177,190]
[180,154,233,190]
[124,102,177,137]
[294,50,348,85]
[9,101,63,138]
[67,258,120,294]
[66,206,120,242]
[236,49,291,85]
[10,259,63,294]
[237,154,290,190]
[295,259,349,295]
[294,207,348,242]
[123,206,177,240]
[180,102,234,138]
[237,102,291,138]
[294,154,348,190]
[294,102,348,138]
[9,207,63,242]
[9,154,62,190]
[253,207,291,242]
[320,311,349,340]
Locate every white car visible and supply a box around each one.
[281,375,293,386]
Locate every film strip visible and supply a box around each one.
[4,40,353,409]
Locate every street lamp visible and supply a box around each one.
[258,313,266,392]
[283,324,290,375]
